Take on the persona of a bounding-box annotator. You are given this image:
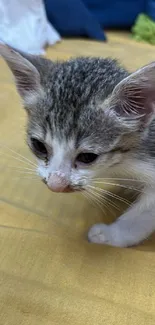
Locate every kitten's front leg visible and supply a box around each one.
[88,188,155,247]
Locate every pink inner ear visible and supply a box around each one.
[112,62,155,118]
[123,87,146,114]
[14,69,41,101]
[114,83,155,117]
[15,70,36,92]
[0,45,41,100]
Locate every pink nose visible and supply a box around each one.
[47,174,70,193]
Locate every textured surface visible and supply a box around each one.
[1,32,155,324]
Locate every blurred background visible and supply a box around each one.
[0,0,155,53]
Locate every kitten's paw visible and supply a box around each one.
[88,223,125,247]
[88,224,112,245]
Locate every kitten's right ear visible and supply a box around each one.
[109,62,155,122]
[0,44,43,106]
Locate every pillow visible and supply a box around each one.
[85,0,146,27]
[44,0,106,41]
[147,0,155,20]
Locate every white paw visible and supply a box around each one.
[88,223,126,247]
[88,224,112,245]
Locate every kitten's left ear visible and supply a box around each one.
[0,44,43,105]
[110,62,155,121]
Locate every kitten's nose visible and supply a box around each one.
[47,174,71,193]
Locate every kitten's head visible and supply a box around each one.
[1,45,155,192]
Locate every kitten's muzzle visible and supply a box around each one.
[47,173,73,193]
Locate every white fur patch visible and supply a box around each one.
[37,136,95,188]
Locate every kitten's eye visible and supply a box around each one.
[31,138,47,157]
[76,152,98,164]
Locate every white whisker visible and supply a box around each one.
[87,185,121,212]
[0,150,36,169]
[89,184,131,207]
[82,190,92,204]
[12,171,37,175]
[3,166,35,172]
[93,180,143,194]
[85,188,106,215]
[86,187,117,216]
[0,143,37,168]
[92,177,146,183]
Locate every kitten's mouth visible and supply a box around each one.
[47,185,76,193]
[42,178,83,193]
[42,179,77,193]
[59,186,75,193]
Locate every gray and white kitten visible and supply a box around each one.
[1,44,155,248]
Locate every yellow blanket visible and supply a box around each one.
[1,34,155,325]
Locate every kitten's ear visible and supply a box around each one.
[0,44,43,105]
[111,62,155,121]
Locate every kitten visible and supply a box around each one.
[1,44,155,248]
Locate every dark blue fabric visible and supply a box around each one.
[85,0,146,27]
[44,0,153,40]
[147,0,155,20]
[44,0,106,41]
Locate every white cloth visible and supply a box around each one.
[0,0,60,54]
